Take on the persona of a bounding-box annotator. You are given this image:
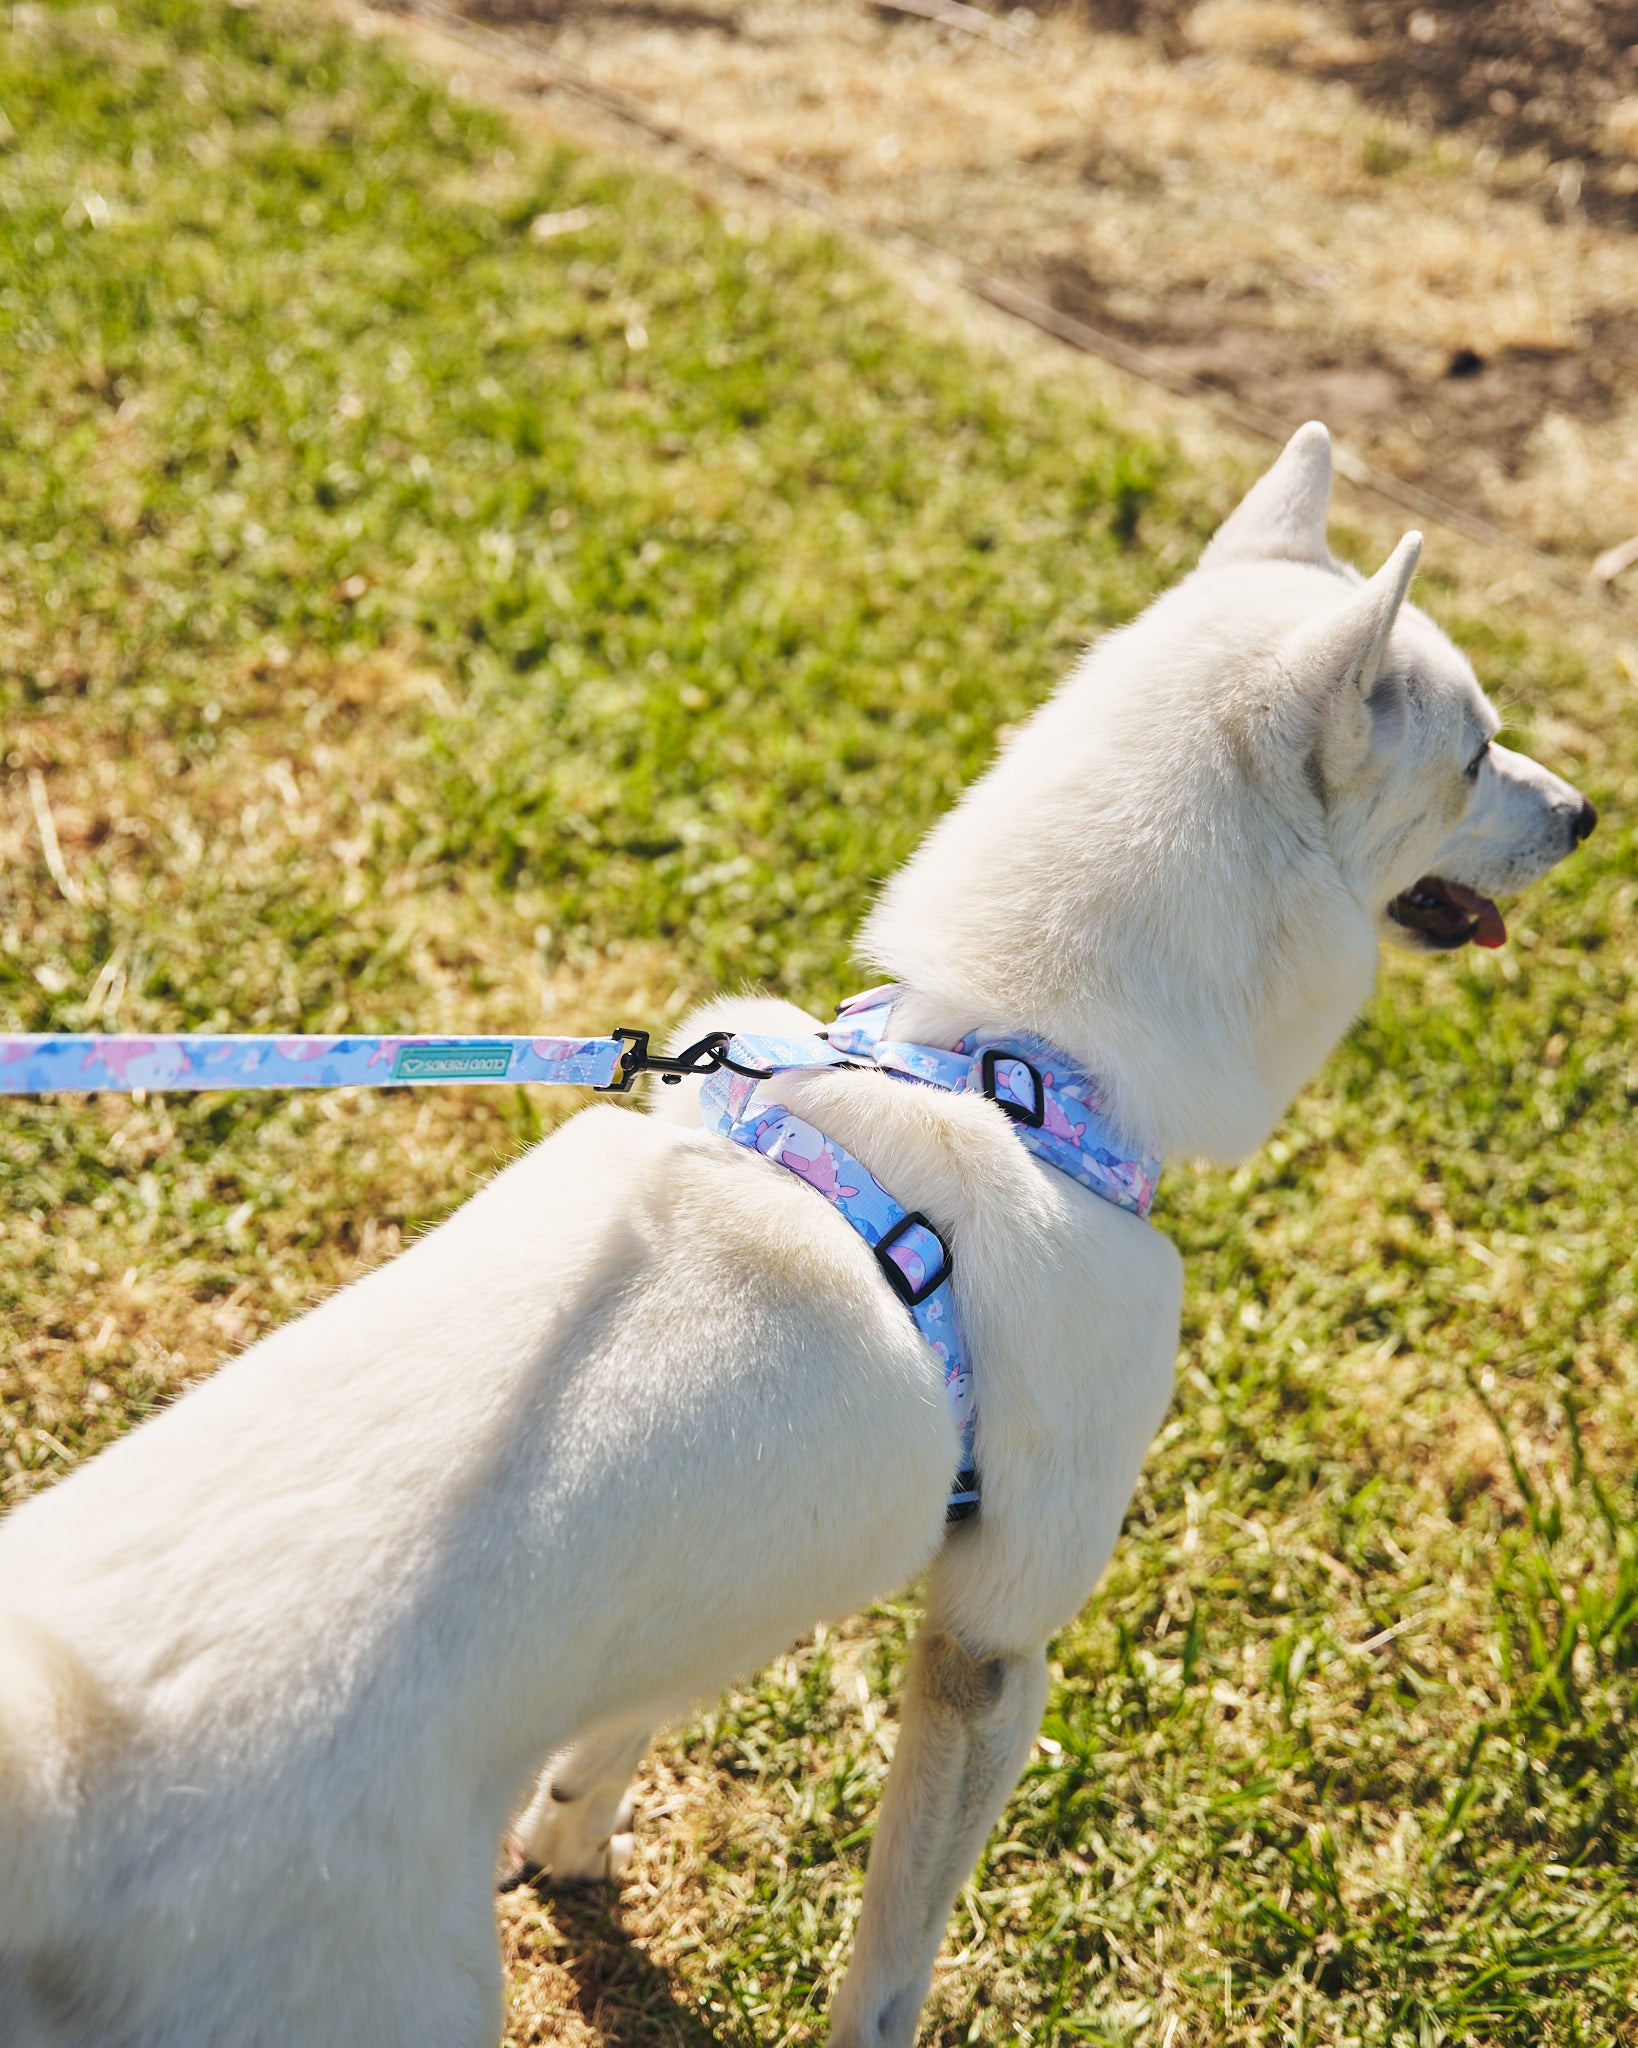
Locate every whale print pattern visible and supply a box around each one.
[3,1004,1155,1527]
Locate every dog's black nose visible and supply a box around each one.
[1573,798,1598,844]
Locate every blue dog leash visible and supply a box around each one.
[0,1030,635,1096]
[2,1005,1162,1524]
[0,1003,1163,1219]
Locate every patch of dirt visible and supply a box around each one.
[473,0,742,33]
[1312,2,1638,227]
[1043,257,1638,494]
[1048,0,1193,52]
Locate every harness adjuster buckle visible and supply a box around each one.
[980,1048,1046,1129]
[873,1212,953,1308]
[600,1028,732,1092]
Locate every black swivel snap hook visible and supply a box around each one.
[600,1028,734,1092]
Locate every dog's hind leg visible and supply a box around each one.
[825,1625,1049,2048]
[500,1721,650,1890]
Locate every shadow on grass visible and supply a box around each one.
[526,1883,744,2048]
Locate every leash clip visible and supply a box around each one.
[600,1027,733,1092]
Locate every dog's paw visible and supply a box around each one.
[501,1791,636,1890]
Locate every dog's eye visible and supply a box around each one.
[1464,741,1490,782]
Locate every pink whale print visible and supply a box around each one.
[277,1038,344,1063]
[760,1124,861,1203]
[205,1041,262,1070]
[881,1241,929,1294]
[779,1141,861,1204]
[1041,1092,1088,1146]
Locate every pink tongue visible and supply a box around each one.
[1444,879,1507,949]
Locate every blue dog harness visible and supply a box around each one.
[1,996,1161,1522]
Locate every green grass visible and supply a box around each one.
[2,6,1635,2045]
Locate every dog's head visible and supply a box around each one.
[1196,422,1595,957]
[866,423,1595,1163]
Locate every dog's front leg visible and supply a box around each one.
[501,1721,650,1889]
[827,1623,1048,2048]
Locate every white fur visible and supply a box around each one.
[0,426,1590,2047]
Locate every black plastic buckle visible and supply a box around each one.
[599,1028,732,1092]
[945,1472,981,1524]
[980,1048,1046,1129]
[873,1212,953,1308]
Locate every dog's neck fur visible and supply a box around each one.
[864,576,1386,1170]
[863,726,1377,1173]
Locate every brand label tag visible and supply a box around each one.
[390,1043,513,1083]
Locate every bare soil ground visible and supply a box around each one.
[420,0,1638,574]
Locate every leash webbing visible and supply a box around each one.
[0,1031,631,1096]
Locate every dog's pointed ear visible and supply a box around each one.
[1303,530,1421,693]
[1198,421,1334,571]
[1285,530,1422,761]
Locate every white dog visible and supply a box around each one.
[0,425,1593,2048]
